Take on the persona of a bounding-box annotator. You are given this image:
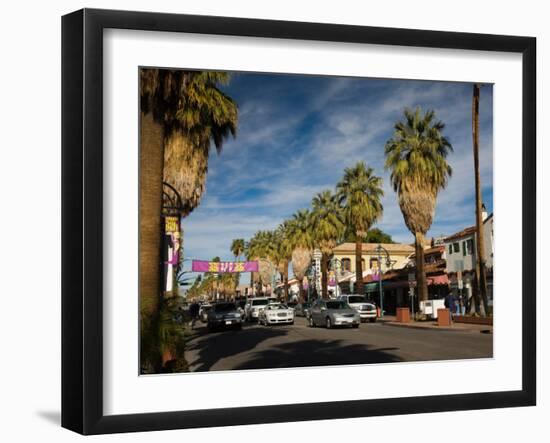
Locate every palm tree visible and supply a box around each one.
[384,107,453,303]
[336,162,384,296]
[139,69,237,371]
[287,210,314,302]
[472,84,489,316]
[311,190,345,298]
[230,238,245,261]
[274,222,293,301]
[163,71,239,217]
[246,231,273,295]
[230,238,245,294]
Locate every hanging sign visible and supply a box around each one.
[191,260,259,273]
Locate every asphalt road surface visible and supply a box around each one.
[184,317,493,372]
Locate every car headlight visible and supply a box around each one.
[235,313,241,318]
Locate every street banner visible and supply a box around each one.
[162,216,182,295]
[192,260,258,273]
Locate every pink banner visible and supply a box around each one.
[191,260,258,273]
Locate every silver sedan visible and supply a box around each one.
[308,299,360,328]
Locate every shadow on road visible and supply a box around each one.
[232,338,403,370]
[187,324,289,371]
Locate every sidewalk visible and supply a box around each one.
[378,315,492,333]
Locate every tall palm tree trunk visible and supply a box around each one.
[472,84,489,316]
[139,111,164,371]
[321,253,329,299]
[282,261,289,302]
[355,236,364,295]
[415,232,428,302]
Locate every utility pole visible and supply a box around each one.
[472,84,489,316]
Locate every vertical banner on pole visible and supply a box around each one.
[162,216,181,296]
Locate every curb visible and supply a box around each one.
[382,321,482,333]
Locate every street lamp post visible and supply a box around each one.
[329,257,343,298]
[375,244,393,318]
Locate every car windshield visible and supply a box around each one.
[251,299,269,306]
[326,301,349,310]
[214,303,236,312]
[267,304,287,310]
[348,296,367,304]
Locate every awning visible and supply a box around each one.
[427,274,449,285]
[365,282,381,293]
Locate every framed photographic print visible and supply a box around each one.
[62,8,536,435]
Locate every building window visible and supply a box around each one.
[453,242,460,253]
[369,258,379,270]
[462,241,466,256]
[448,244,453,255]
[467,239,474,255]
[341,258,351,272]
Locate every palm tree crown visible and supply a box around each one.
[141,69,239,218]
[230,238,245,260]
[311,190,345,255]
[336,162,384,238]
[287,209,314,251]
[384,107,453,235]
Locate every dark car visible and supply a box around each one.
[206,302,243,332]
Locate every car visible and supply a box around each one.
[294,302,311,317]
[308,299,360,328]
[206,302,243,331]
[198,303,212,323]
[244,297,270,321]
[337,294,378,322]
[258,303,295,325]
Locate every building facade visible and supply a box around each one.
[443,211,494,310]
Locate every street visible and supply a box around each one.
[185,317,493,372]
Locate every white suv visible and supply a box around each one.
[244,297,270,321]
[337,295,377,322]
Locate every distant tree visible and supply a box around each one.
[343,227,394,244]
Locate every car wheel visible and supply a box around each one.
[308,316,315,327]
[326,317,332,329]
[370,318,376,323]
[352,324,359,329]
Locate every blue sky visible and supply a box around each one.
[180,72,493,272]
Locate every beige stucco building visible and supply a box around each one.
[332,242,415,275]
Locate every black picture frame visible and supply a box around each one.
[62,8,537,435]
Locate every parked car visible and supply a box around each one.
[206,302,243,331]
[198,303,212,323]
[294,302,311,317]
[258,303,295,325]
[308,299,360,328]
[337,294,377,322]
[245,297,270,321]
